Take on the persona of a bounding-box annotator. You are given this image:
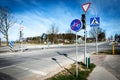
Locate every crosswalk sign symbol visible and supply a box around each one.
[90,17,100,27]
[92,18,98,24]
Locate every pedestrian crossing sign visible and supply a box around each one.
[90,17,100,27]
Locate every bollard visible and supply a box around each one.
[86,57,90,68]
[112,44,115,55]
[86,57,88,68]
[88,57,90,68]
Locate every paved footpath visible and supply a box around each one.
[88,55,120,80]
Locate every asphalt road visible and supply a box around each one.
[0,42,116,80]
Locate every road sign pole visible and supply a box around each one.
[90,17,100,55]
[21,41,22,52]
[70,19,82,78]
[96,27,98,54]
[75,32,78,78]
[19,21,23,52]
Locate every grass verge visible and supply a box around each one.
[46,62,96,80]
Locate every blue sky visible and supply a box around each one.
[0,0,120,41]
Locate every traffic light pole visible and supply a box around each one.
[84,26,87,65]
[81,14,87,65]
[81,2,91,68]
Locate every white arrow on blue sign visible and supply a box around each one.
[70,19,82,32]
[90,17,100,27]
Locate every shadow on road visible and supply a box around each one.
[51,58,75,77]
[0,58,21,68]
[0,72,17,80]
[56,51,76,62]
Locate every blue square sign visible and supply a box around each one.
[90,17,100,27]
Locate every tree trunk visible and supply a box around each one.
[6,34,9,46]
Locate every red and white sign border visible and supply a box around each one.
[82,2,91,13]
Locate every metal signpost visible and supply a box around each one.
[70,19,82,78]
[41,33,46,41]
[81,2,91,67]
[20,26,24,52]
[41,33,47,49]
[90,17,100,54]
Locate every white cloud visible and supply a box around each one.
[8,1,104,41]
[9,11,56,40]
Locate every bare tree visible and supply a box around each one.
[47,23,59,44]
[65,29,75,43]
[89,27,97,38]
[89,27,106,41]
[66,29,73,34]
[0,6,16,46]
[48,23,58,34]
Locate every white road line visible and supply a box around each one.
[0,65,16,69]
[17,66,47,75]
[0,65,47,76]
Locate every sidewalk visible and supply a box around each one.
[88,55,119,80]
[88,66,118,80]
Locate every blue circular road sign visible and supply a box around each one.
[70,19,82,32]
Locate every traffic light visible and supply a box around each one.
[81,14,86,29]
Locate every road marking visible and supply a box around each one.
[17,66,47,75]
[0,65,47,76]
[0,65,16,69]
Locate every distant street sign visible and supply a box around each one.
[82,2,91,13]
[41,33,46,40]
[70,19,82,32]
[90,17,100,27]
